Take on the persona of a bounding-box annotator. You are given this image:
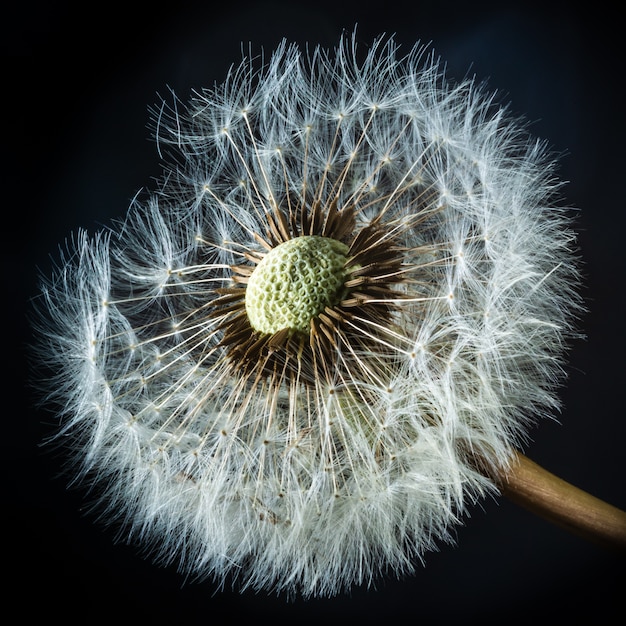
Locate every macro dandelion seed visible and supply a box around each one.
[32,33,588,596]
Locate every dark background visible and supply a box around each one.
[6,1,625,622]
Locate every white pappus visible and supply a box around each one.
[32,32,581,597]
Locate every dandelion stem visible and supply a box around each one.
[499,451,626,553]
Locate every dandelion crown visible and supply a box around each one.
[33,33,582,596]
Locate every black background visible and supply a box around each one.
[6,1,625,622]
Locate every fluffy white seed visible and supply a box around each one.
[32,32,581,597]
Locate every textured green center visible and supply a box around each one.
[245,236,350,335]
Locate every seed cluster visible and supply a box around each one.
[212,197,406,385]
[31,32,581,598]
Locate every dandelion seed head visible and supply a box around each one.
[31,32,581,598]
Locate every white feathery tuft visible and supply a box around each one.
[32,32,581,597]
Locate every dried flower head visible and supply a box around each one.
[32,33,580,596]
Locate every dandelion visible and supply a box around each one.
[32,32,625,597]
